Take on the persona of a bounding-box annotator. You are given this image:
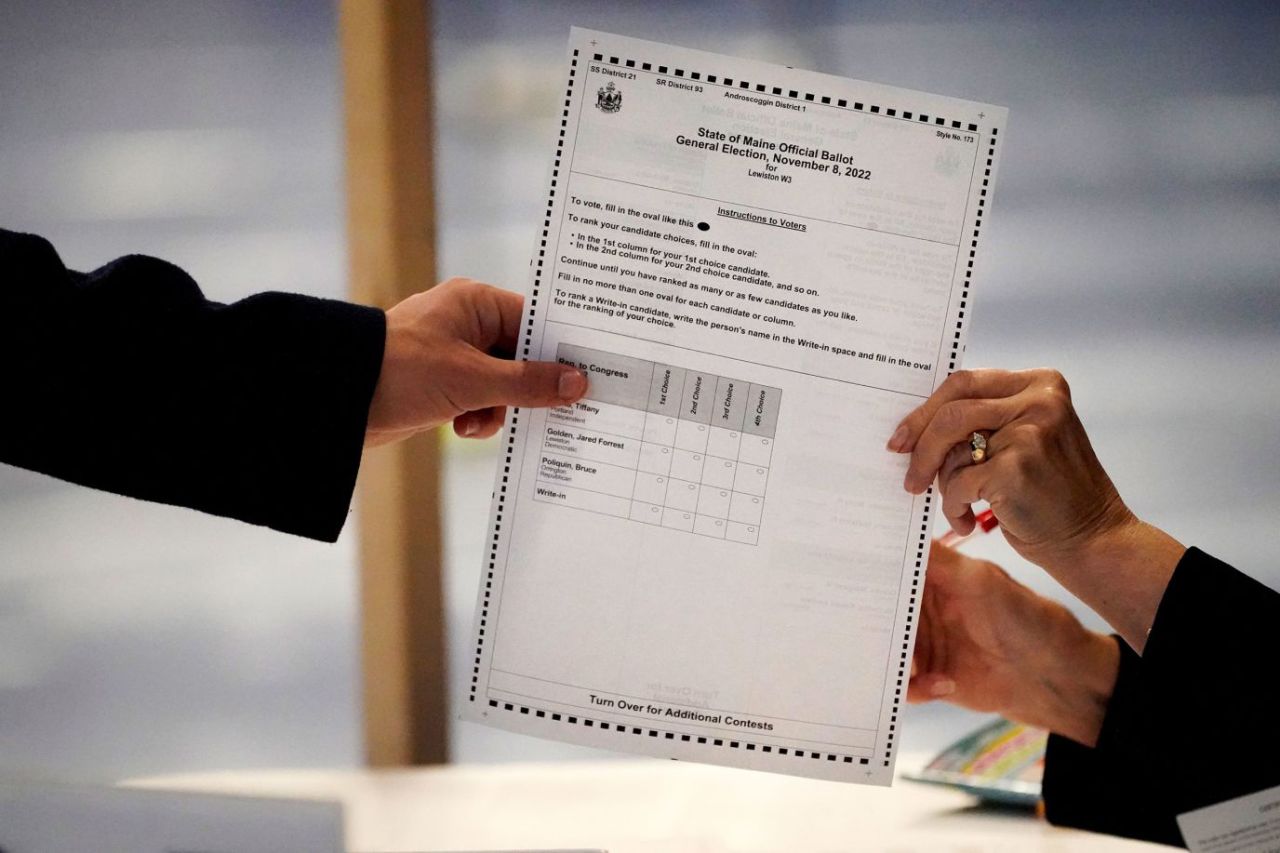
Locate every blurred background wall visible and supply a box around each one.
[1,0,1277,779]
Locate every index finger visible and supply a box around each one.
[470,282,526,356]
[887,369,1031,453]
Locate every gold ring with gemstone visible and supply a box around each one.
[969,432,988,464]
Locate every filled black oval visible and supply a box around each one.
[697,221,710,231]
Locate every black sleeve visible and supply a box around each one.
[1042,547,1280,847]
[0,228,386,542]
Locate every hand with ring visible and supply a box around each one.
[887,368,1129,568]
[887,368,1184,651]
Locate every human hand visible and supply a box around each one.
[910,540,1119,747]
[888,368,1132,571]
[365,277,587,447]
[887,369,1184,650]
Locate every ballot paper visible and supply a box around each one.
[462,28,1007,784]
[1178,785,1280,853]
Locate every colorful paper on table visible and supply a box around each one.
[902,717,1047,807]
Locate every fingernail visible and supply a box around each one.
[903,473,918,493]
[931,678,956,698]
[459,416,479,437]
[887,424,909,452]
[559,368,587,401]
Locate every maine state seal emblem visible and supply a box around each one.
[595,81,622,113]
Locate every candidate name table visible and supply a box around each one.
[534,343,781,544]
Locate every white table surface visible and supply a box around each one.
[128,755,1169,852]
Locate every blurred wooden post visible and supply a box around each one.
[339,0,448,766]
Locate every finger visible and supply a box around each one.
[937,443,981,535]
[454,406,507,439]
[904,397,1018,493]
[888,369,1032,453]
[907,672,957,703]
[942,502,977,538]
[479,406,508,438]
[453,411,481,438]
[940,460,996,533]
[469,283,526,355]
[937,440,974,485]
[460,352,588,411]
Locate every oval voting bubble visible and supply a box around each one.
[651,506,659,512]
[720,491,727,496]
[724,461,732,467]
[666,418,674,424]
[763,439,770,445]
[698,425,705,431]
[662,448,669,454]
[657,478,664,483]
[716,520,722,526]
[693,454,700,460]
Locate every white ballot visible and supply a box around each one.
[462,28,1007,784]
[1178,785,1280,853]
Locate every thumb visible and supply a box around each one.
[462,353,588,410]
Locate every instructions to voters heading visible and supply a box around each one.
[462,27,1008,784]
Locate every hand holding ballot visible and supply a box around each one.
[889,368,1129,570]
[0,229,588,541]
[889,367,1184,652]
[905,367,1280,847]
[366,277,589,447]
